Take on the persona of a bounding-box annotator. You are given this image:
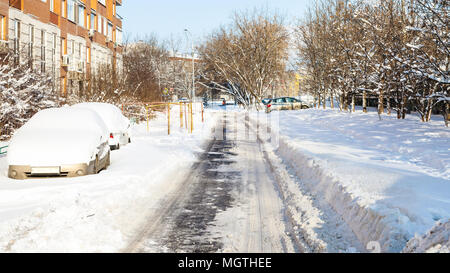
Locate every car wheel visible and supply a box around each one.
[128,138,131,144]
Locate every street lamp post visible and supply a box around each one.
[184,29,195,102]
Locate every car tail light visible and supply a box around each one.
[110,133,114,139]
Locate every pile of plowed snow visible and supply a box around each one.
[403,220,450,253]
[250,108,450,253]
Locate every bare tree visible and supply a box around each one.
[198,9,290,108]
[295,0,449,126]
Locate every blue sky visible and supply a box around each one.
[118,0,313,51]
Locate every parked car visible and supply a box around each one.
[266,97,310,113]
[7,108,110,180]
[73,103,131,150]
[261,98,272,105]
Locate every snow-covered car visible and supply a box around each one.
[7,108,111,180]
[266,97,310,113]
[73,103,131,150]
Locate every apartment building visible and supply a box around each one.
[3,0,123,96]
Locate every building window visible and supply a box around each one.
[90,12,95,30]
[52,33,56,75]
[41,30,46,73]
[78,5,85,28]
[70,40,74,55]
[67,0,75,22]
[53,33,57,50]
[29,25,34,44]
[116,28,122,45]
[13,20,20,39]
[107,22,113,40]
[13,20,20,64]
[62,0,66,18]
[0,15,6,41]
[50,0,54,12]
[61,37,67,56]
[28,25,34,64]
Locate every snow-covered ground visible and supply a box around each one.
[403,219,449,253]
[209,112,364,253]
[1,103,448,253]
[0,106,217,252]
[250,108,450,252]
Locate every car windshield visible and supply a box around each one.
[286,98,296,103]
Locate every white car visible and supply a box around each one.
[8,108,111,180]
[73,103,131,150]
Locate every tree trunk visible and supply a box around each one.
[421,103,426,122]
[339,94,344,111]
[351,94,355,112]
[318,93,322,109]
[330,91,334,109]
[387,97,391,116]
[363,91,367,113]
[378,91,384,115]
[426,99,434,122]
[343,92,349,112]
[445,102,449,127]
[402,94,407,119]
[314,92,318,108]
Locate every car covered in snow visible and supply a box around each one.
[7,108,111,180]
[266,97,311,113]
[73,103,131,150]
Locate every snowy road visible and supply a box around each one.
[125,112,363,253]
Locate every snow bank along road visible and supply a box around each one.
[126,112,364,253]
[249,109,450,253]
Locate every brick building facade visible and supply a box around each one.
[3,0,123,96]
[0,0,8,50]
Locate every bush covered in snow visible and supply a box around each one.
[0,60,59,141]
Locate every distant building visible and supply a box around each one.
[1,0,124,96]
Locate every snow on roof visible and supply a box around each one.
[72,103,130,133]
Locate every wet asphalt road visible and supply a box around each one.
[129,113,242,253]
